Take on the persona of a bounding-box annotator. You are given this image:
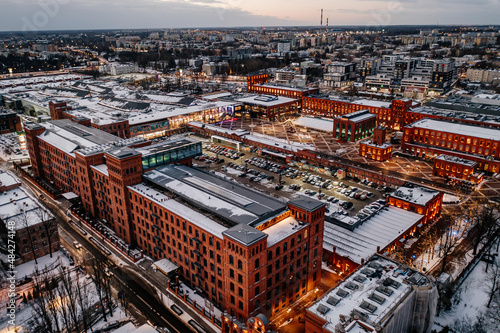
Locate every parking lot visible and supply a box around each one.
[196,141,388,216]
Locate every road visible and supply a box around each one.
[12,166,195,333]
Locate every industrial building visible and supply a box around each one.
[306,255,438,333]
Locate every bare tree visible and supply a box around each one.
[31,268,56,332]
[439,216,461,274]
[484,258,500,308]
[89,251,114,321]
[56,266,79,330]
[15,208,39,265]
[450,314,487,333]
[34,208,58,258]
[75,272,93,333]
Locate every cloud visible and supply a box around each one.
[0,0,300,31]
[0,0,498,31]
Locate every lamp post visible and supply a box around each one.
[287,308,292,321]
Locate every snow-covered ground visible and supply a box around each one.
[433,252,500,332]
[14,251,70,280]
[0,253,127,333]
[443,193,462,204]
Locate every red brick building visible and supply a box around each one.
[49,101,131,138]
[333,110,377,142]
[359,141,392,161]
[301,96,415,130]
[25,119,203,244]
[433,154,483,184]
[387,185,443,225]
[132,165,324,326]
[401,118,500,173]
[0,108,22,134]
[0,172,59,264]
[247,74,319,98]
[247,73,269,90]
[236,95,300,119]
[359,126,393,161]
[248,83,319,99]
[24,120,325,326]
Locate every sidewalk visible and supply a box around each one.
[69,210,221,333]
[17,170,221,333]
[135,257,221,333]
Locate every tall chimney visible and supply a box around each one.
[320,9,323,32]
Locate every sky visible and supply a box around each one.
[0,0,498,32]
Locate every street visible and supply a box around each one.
[10,164,196,333]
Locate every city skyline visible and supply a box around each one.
[0,0,498,32]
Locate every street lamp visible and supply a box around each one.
[287,308,292,321]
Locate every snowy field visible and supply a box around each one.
[433,250,500,332]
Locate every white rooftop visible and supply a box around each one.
[91,164,109,176]
[236,95,298,107]
[0,172,54,230]
[389,186,441,206]
[263,216,307,247]
[128,100,236,125]
[128,184,227,239]
[408,118,500,142]
[323,206,423,265]
[0,172,21,188]
[293,116,334,132]
[435,154,477,167]
[361,140,392,149]
[308,255,430,332]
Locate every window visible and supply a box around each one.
[255,259,260,269]
[238,260,242,270]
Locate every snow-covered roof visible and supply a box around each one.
[263,216,307,247]
[307,255,431,332]
[355,99,392,109]
[246,132,314,153]
[36,119,121,155]
[128,100,237,126]
[91,164,109,176]
[337,109,377,123]
[435,154,477,167]
[188,121,250,136]
[0,173,54,230]
[236,95,298,107]
[360,140,392,149]
[153,258,178,275]
[323,207,423,265]
[389,185,441,206]
[0,171,21,188]
[142,165,287,226]
[407,118,500,141]
[128,183,226,239]
[293,116,334,132]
